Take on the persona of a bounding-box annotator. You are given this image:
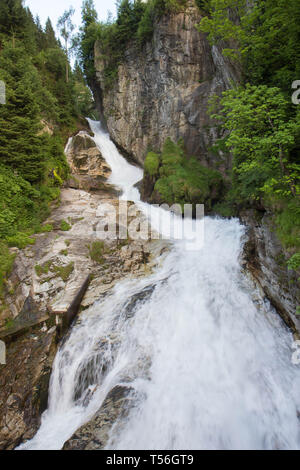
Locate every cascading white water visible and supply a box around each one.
[19,121,300,451]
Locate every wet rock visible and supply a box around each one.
[0,325,57,450]
[63,386,135,450]
[66,132,111,183]
[240,210,300,334]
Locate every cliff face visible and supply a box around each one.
[94,0,238,168]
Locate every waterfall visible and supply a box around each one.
[19,121,300,450]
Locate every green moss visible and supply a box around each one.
[35,261,53,277]
[52,262,74,282]
[5,318,15,330]
[60,220,72,232]
[60,249,68,256]
[65,240,71,247]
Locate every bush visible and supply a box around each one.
[0,241,15,298]
[40,224,54,233]
[145,138,224,210]
[6,232,36,249]
[52,262,74,282]
[60,220,72,232]
[89,241,105,264]
[144,151,160,176]
[35,261,53,277]
[287,254,300,272]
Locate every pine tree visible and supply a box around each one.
[0,0,27,42]
[44,17,58,49]
[0,46,45,182]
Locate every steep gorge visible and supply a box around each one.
[94,0,238,169]
[92,0,299,334]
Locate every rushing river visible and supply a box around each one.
[19,121,300,450]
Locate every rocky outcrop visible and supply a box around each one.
[63,386,134,450]
[240,210,300,335]
[0,323,57,450]
[94,0,238,168]
[66,131,112,192]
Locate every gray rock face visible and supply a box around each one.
[241,211,300,335]
[66,131,112,192]
[94,0,238,168]
[0,325,57,450]
[63,386,134,450]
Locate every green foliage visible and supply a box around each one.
[6,232,36,249]
[0,0,27,38]
[0,241,15,298]
[79,0,187,90]
[287,254,300,272]
[41,224,53,233]
[144,152,160,176]
[0,1,94,302]
[60,220,72,232]
[198,0,300,96]
[198,0,300,260]
[275,200,300,250]
[145,138,224,209]
[89,240,105,264]
[195,0,210,11]
[5,318,15,330]
[210,83,300,251]
[0,164,60,243]
[212,85,300,203]
[52,262,74,282]
[35,261,53,277]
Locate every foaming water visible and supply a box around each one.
[19,122,300,450]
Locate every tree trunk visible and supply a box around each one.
[65,36,69,83]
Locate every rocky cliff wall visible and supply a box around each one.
[94,0,239,169]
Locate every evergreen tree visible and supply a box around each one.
[0,46,45,182]
[44,17,58,49]
[0,0,27,40]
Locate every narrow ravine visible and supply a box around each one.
[19,121,300,451]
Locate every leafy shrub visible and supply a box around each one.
[145,138,224,209]
[144,152,160,176]
[6,233,36,249]
[60,249,68,256]
[0,241,15,298]
[60,220,72,232]
[89,241,105,264]
[287,254,300,272]
[52,262,74,282]
[35,261,53,277]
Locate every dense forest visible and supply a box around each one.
[77,0,300,274]
[0,0,93,299]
